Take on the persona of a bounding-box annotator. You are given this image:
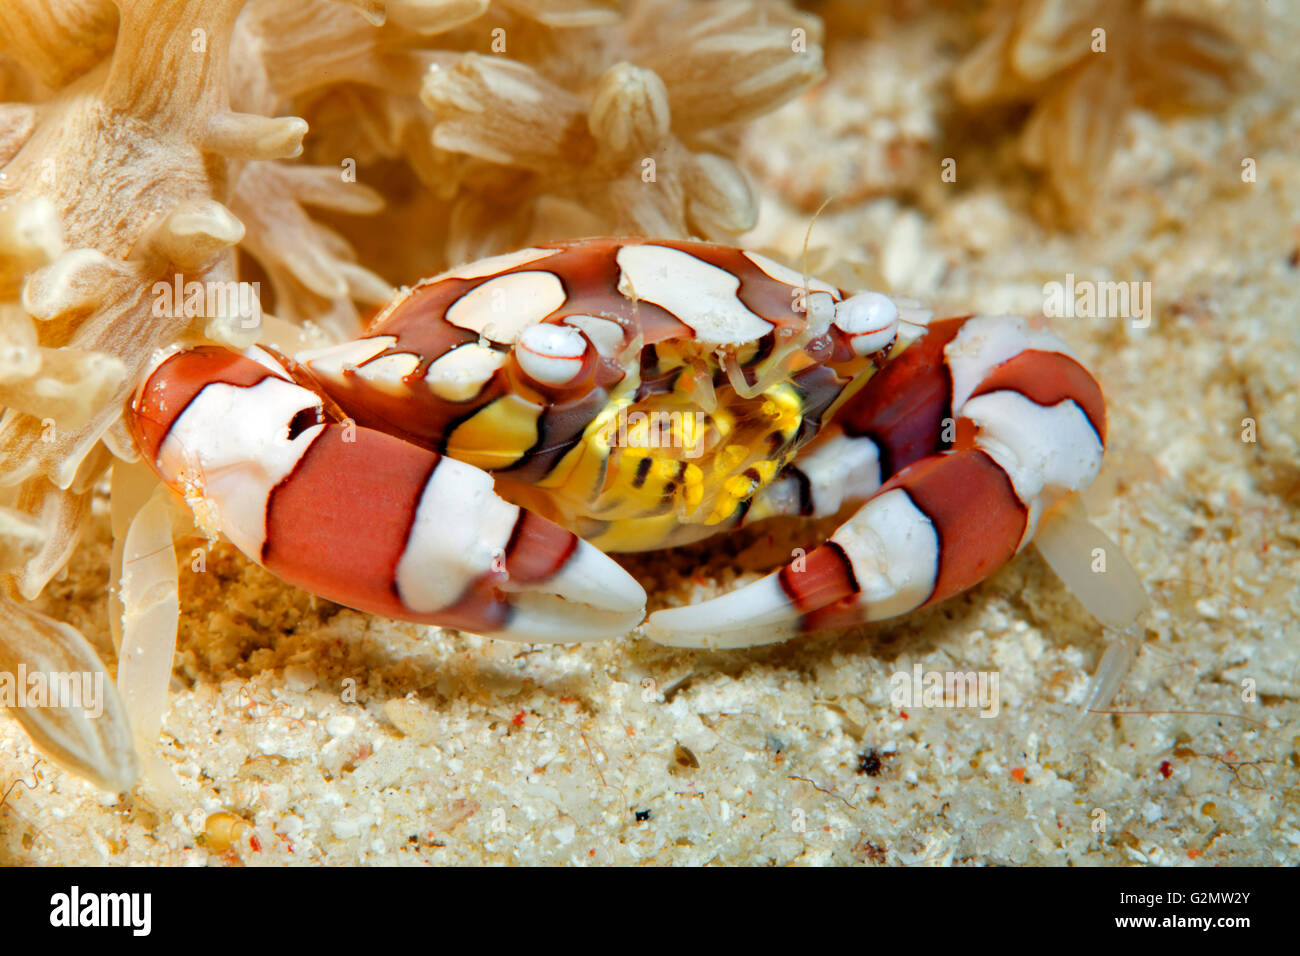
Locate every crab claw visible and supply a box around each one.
[646,576,805,649]
[399,474,649,643]
[646,450,1026,648]
[254,428,648,642]
[130,345,645,644]
[649,313,1112,648]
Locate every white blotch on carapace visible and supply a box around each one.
[354,352,421,396]
[425,343,506,402]
[445,271,567,344]
[616,244,773,345]
[296,336,397,380]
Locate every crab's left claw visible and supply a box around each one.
[648,314,1111,649]
[648,447,1032,648]
[130,345,646,644]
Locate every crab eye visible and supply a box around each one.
[833,292,899,356]
[515,323,590,386]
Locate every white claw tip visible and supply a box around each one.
[516,323,588,385]
[834,292,899,355]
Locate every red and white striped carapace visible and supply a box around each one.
[128,237,1128,647]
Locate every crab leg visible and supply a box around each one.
[744,426,884,522]
[129,346,645,642]
[647,315,1107,647]
[744,312,964,525]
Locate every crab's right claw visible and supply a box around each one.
[252,428,648,643]
[402,456,650,643]
[130,345,646,644]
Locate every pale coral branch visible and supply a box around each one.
[0,592,138,793]
[102,0,246,129]
[11,479,90,601]
[0,103,37,167]
[0,0,119,90]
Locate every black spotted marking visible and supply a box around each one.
[590,446,610,501]
[632,457,653,489]
[659,461,690,504]
[286,405,325,441]
[745,334,776,368]
[731,496,753,526]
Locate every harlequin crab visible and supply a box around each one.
[128,237,1126,650]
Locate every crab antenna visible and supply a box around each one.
[800,193,842,308]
